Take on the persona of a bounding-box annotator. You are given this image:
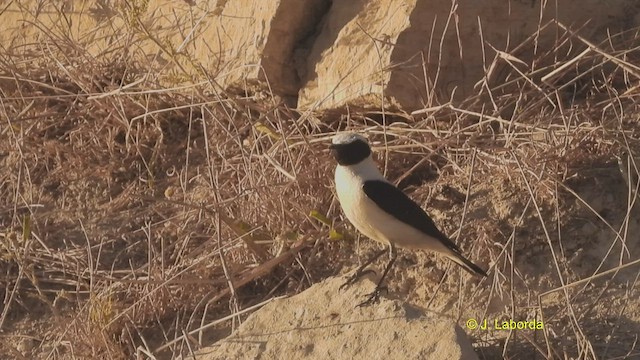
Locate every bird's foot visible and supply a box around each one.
[356,285,388,307]
[339,268,376,291]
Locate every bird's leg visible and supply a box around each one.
[340,248,387,291]
[358,244,397,307]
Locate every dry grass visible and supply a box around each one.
[1,3,640,360]
[0,21,343,357]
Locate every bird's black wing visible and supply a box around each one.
[363,180,460,253]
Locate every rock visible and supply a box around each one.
[191,275,478,360]
[298,0,640,111]
[0,0,325,96]
[4,0,638,111]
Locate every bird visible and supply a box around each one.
[329,132,487,306]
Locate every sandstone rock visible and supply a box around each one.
[0,0,324,95]
[190,275,478,360]
[4,0,638,112]
[298,0,640,111]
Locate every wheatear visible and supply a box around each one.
[330,132,487,306]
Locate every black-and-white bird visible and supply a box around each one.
[329,132,487,306]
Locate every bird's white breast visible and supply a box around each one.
[334,158,451,252]
[334,158,393,244]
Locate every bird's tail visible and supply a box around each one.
[447,251,488,277]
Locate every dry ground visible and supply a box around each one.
[2,8,640,360]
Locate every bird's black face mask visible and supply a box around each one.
[330,139,371,166]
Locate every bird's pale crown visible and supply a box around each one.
[331,132,368,145]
